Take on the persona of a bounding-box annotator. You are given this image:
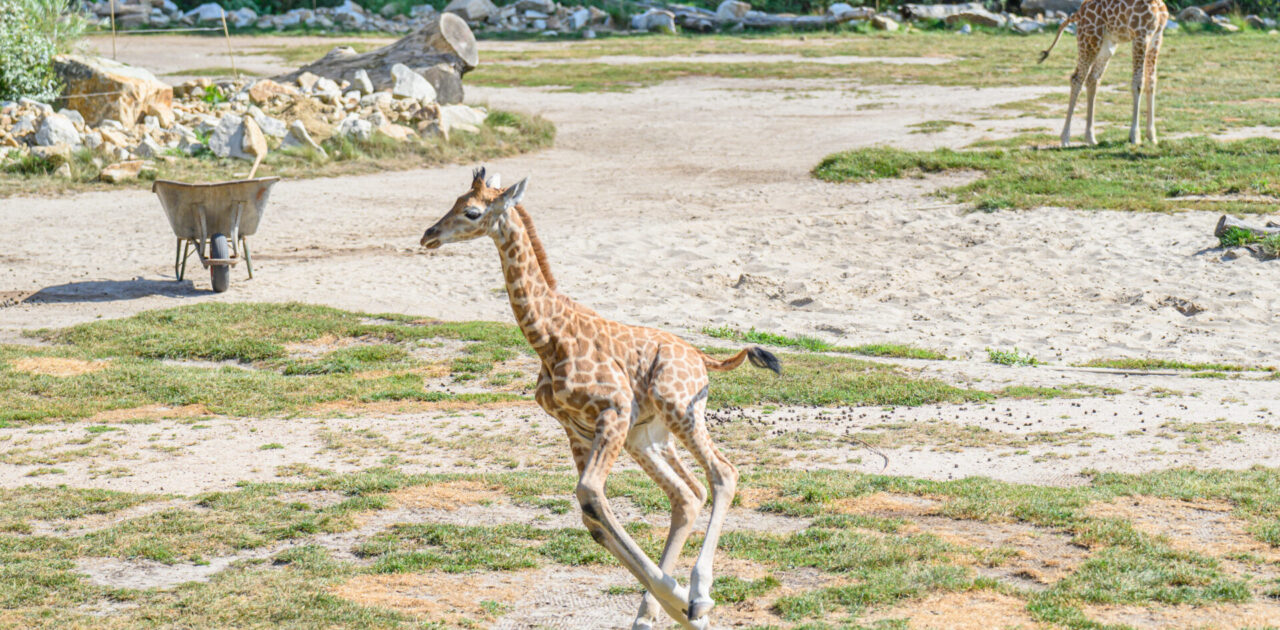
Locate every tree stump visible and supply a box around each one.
[275,14,477,105]
[1215,215,1280,239]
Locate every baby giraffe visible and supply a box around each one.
[1039,0,1169,146]
[420,168,781,630]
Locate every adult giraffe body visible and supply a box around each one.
[1040,0,1170,146]
[420,169,781,630]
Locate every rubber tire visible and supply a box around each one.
[209,233,230,293]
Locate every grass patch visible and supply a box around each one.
[986,347,1039,367]
[166,66,263,78]
[1079,358,1274,373]
[0,109,553,197]
[908,120,974,134]
[1218,225,1280,258]
[813,137,1280,214]
[703,326,949,360]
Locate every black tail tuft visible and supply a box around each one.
[1037,50,1050,64]
[746,347,782,375]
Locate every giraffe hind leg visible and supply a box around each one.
[627,423,705,630]
[1143,29,1163,144]
[1084,38,1116,146]
[1128,38,1148,145]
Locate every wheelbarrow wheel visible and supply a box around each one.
[209,233,230,293]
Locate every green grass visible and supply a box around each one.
[0,109,554,198]
[703,326,950,360]
[813,137,1280,214]
[1218,225,1280,257]
[1079,358,1275,373]
[908,120,974,134]
[166,66,264,78]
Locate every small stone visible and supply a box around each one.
[337,114,373,141]
[135,136,164,158]
[35,113,81,147]
[352,69,374,95]
[281,120,327,158]
[872,15,899,31]
[296,72,321,92]
[83,130,104,150]
[1177,6,1209,23]
[208,112,248,159]
[390,63,436,102]
[241,115,268,158]
[57,108,86,128]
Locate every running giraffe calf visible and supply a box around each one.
[1039,0,1170,146]
[419,168,782,630]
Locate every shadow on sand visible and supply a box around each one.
[24,278,204,304]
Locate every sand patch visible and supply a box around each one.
[864,591,1047,629]
[305,398,535,416]
[88,404,210,423]
[1084,601,1280,629]
[390,480,507,511]
[1086,496,1277,560]
[830,492,942,517]
[11,356,109,377]
[331,570,538,623]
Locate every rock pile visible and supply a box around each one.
[1,54,489,182]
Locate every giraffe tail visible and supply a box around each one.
[702,347,782,375]
[1038,11,1079,64]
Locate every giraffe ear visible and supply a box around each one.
[486,173,501,189]
[497,177,528,212]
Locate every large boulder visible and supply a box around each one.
[944,8,1006,27]
[391,63,437,101]
[443,0,497,22]
[716,0,751,21]
[1018,0,1082,15]
[1177,6,1210,23]
[184,2,226,23]
[633,9,677,33]
[54,55,173,127]
[208,113,251,160]
[901,2,985,20]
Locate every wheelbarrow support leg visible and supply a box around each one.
[241,235,253,279]
[175,238,194,281]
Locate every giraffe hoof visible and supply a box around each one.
[631,620,656,630]
[688,597,715,621]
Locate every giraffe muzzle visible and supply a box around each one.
[420,228,441,249]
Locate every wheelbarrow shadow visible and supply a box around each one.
[25,278,203,304]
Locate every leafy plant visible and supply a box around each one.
[986,347,1039,367]
[201,85,228,106]
[0,0,87,101]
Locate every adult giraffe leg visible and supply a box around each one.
[672,397,738,622]
[1084,39,1115,146]
[1062,34,1098,147]
[575,408,706,630]
[627,423,705,630]
[1128,38,1148,145]
[1143,29,1163,144]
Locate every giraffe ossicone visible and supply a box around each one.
[1039,0,1169,146]
[420,168,783,629]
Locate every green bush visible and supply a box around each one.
[0,0,85,102]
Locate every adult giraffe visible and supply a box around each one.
[419,168,781,630]
[1039,0,1170,146]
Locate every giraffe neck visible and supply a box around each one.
[493,208,563,363]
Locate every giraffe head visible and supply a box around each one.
[420,167,528,249]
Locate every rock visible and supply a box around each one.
[352,69,374,94]
[184,2,226,23]
[1177,6,1210,23]
[11,115,36,140]
[410,4,437,18]
[230,7,256,27]
[135,136,164,158]
[959,22,972,33]
[97,127,129,148]
[208,113,250,159]
[55,54,174,127]
[901,1,984,20]
[360,91,394,108]
[99,160,143,183]
[295,72,322,92]
[1018,0,1082,15]
[333,0,367,27]
[716,0,751,21]
[250,109,287,138]
[57,108,86,128]
[634,9,677,33]
[380,123,415,141]
[35,114,81,147]
[30,144,71,166]
[241,115,268,158]
[945,8,1006,27]
[437,104,485,136]
[443,0,498,22]
[83,131,103,150]
[828,3,874,20]
[246,79,298,105]
[871,15,899,30]
[1218,22,1239,32]
[281,120,327,157]
[146,102,175,128]
[390,63,436,101]
[568,7,591,29]
[1010,18,1043,32]
[583,28,596,38]
[417,63,464,104]
[337,115,373,141]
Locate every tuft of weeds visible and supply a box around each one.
[703,326,950,360]
[1079,357,1274,373]
[986,347,1039,367]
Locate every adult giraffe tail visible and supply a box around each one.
[1038,11,1080,64]
[701,347,782,375]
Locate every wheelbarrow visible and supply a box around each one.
[152,177,279,293]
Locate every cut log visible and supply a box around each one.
[1215,214,1280,239]
[275,14,477,104]
[1199,0,1234,14]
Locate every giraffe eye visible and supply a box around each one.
[464,208,483,220]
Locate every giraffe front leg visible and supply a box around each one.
[673,411,738,621]
[1061,70,1085,147]
[1144,33,1162,144]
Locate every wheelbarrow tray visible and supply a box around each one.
[152,177,280,240]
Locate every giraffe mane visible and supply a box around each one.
[513,203,557,291]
